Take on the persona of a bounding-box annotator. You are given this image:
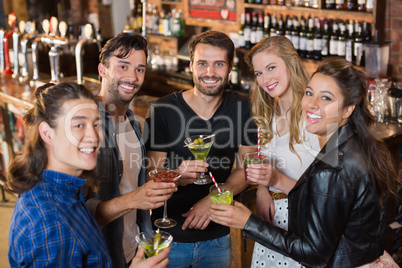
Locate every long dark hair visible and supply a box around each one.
[6,82,96,195]
[314,58,397,205]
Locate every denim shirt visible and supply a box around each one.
[82,102,151,268]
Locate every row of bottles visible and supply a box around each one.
[245,0,374,12]
[238,12,372,66]
[126,2,184,37]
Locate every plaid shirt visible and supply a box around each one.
[8,170,112,267]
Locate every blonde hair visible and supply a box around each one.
[245,36,310,155]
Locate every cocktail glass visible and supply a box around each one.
[135,230,173,258]
[184,134,215,185]
[149,169,181,228]
[209,183,233,206]
[242,152,267,185]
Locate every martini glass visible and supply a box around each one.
[135,230,173,258]
[184,134,215,185]
[149,169,181,228]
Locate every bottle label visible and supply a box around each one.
[338,41,346,56]
[299,37,307,50]
[244,28,251,41]
[322,39,328,56]
[306,39,314,52]
[329,39,338,55]
[314,38,322,51]
[251,31,257,44]
[239,35,245,47]
[354,43,364,65]
[291,36,299,50]
[346,41,353,62]
[336,0,344,3]
[231,71,239,85]
[257,30,264,43]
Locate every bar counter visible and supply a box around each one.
[1,75,401,267]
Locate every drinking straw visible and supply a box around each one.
[209,172,221,193]
[257,127,261,158]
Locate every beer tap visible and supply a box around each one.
[31,19,49,82]
[75,24,98,85]
[3,13,17,75]
[11,20,22,79]
[0,28,5,73]
[20,21,35,82]
[41,17,68,84]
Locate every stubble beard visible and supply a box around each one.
[107,78,140,104]
[194,75,229,96]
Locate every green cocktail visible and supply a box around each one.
[209,183,233,206]
[184,134,215,185]
[135,230,173,258]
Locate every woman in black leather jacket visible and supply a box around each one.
[209,58,398,267]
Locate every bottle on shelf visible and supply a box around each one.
[172,9,183,37]
[303,0,311,7]
[329,20,339,57]
[263,13,270,38]
[313,17,322,60]
[244,13,252,49]
[276,14,285,36]
[361,21,372,66]
[239,13,246,48]
[312,0,319,8]
[346,0,357,10]
[250,12,258,47]
[337,21,347,58]
[230,55,241,90]
[357,0,366,11]
[354,22,364,66]
[136,1,143,32]
[299,16,307,58]
[321,19,330,59]
[366,0,374,12]
[256,12,264,43]
[306,16,314,59]
[335,0,347,10]
[284,15,293,41]
[152,5,159,34]
[345,19,354,62]
[325,0,335,9]
[291,16,300,53]
[270,14,278,37]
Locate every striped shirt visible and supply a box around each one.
[8,170,112,267]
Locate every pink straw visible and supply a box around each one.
[257,127,261,158]
[209,172,221,193]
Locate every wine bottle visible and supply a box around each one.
[336,0,346,9]
[256,12,264,43]
[230,56,241,90]
[264,13,270,38]
[291,16,300,52]
[346,0,357,10]
[270,14,278,37]
[321,19,330,59]
[276,14,285,36]
[306,16,314,59]
[313,17,322,60]
[345,20,354,62]
[299,16,307,58]
[285,15,293,41]
[357,0,366,11]
[337,22,347,58]
[354,22,364,66]
[244,13,252,49]
[329,21,339,56]
[239,13,246,48]
[250,12,258,47]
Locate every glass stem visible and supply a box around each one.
[162,201,168,220]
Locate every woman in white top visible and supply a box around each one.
[245,36,320,268]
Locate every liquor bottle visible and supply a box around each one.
[152,5,160,34]
[230,56,241,90]
[263,13,270,38]
[244,13,252,49]
[337,22,346,58]
[250,12,258,47]
[325,0,335,9]
[172,9,183,37]
[291,16,300,52]
[335,0,346,9]
[306,16,314,59]
[366,0,374,12]
[256,12,264,43]
[276,14,285,36]
[299,16,307,58]
[354,22,364,66]
[361,21,372,66]
[303,0,310,7]
[321,19,330,59]
[329,21,339,56]
[312,0,319,8]
[346,0,357,10]
[239,13,246,48]
[313,17,322,60]
[284,15,293,41]
[136,2,143,32]
[357,0,366,11]
[345,20,354,62]
[270,14,277,37]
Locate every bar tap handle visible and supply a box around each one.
[0,29,5,73]
[42,19,50,36]
[31,37,40,81]
[75,24,93,85]
[11,21,24,79]
[20,21,34,81]
[50,16,58,36]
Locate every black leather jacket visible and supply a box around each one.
[244,124,388,267]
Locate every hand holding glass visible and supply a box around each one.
[149,169,181,228]
[135,230,173,258]
[243,152,267,185]
[209,183,233,206]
